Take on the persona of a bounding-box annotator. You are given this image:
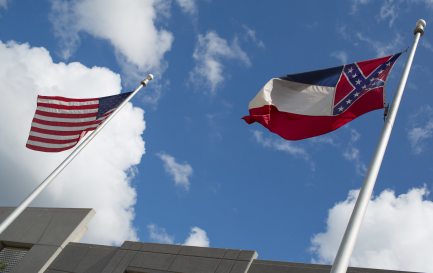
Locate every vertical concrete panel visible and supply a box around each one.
[11,245,61,273]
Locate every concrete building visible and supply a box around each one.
[0,207,418,273]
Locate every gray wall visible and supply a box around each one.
[46,241,258,273]
[46,242,420,273]
[0,207,94,273]
[0,208,421,273]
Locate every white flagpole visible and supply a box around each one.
[330,20,426,273]
[0,74,154,235]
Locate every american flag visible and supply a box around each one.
[26,92,132,152]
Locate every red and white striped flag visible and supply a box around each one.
[26,92,132,152]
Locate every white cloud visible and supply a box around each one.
[378,0,399,27]
[147,224,175,244]
[175,0,197,15]
[252,131,313,170]
[310,186,433,273]
[206,113,224,143]
[0,41,145,245]
[331,51,349,64]
[408,105,433,154]
[342,129,367,176]
[408,125,433,153]
[183,226,210,247]
[242,25,265,48]
[350,0,433,28]
[0,0,8,9]
[253,131,309,159]
[419,0,433,8]
[49,0,173,83]
[157,152,193,191]
[308,135,337,146]
[336,25,351,41]
[308,127,366,175]
[190,31,250,94]
[421,40,433,53]
[356,32,404,56]
[350,0,371,13]
[147,224,209,247]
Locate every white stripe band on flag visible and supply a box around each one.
[37,106,99,114]
[26,140,78,149]
[29,131,80,140]
[38,98,99,106]
[34,114,96,123]
[248,78,336,116]
[32,122,98,132]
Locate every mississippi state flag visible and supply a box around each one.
[243,53,401,140]
[26,92,132,152]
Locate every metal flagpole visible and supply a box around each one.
[0,74,154,235]
[329,19,426,273]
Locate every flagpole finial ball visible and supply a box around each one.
[141,74,154,86]
[414,19,426,36]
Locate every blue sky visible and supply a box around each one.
[1,0,433,272]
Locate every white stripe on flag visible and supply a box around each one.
[248,78,336,116]
[26,140,78,149]
[36,106,99,114]
[34,114,96,123]
[31,122,98,132]
[29,131,80,140]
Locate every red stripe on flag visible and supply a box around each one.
[32,118,102,127]
[243,90,384,140]
[30,126,97,136]
[26,143,77,153]
[27,135,80,145]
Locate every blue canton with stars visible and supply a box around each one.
[97,92,133,119]
[333,53,401,115]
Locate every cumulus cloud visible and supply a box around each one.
[190,31,250,94]
[310,186,433,273]
[175,0,197,15]
[147,224,175,244]
[49,0,173,82]
[147,224,209,247]
[407,105,433,154]
[0,41,145,245]
[183,227,210,247]
[157,152,193,191]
